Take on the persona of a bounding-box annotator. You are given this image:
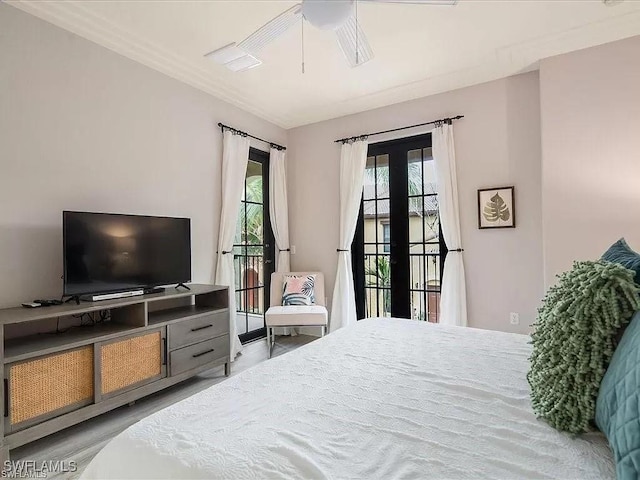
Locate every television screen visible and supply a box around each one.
[63,211,191,296]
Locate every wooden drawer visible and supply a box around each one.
[167,311,228,351]
[169,336,229,376]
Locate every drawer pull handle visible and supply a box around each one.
[193,349,214,358]
[191,324,213,332]
[162,337,167,366]
[4,379,8,418]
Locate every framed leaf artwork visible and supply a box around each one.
[477,186,515,229]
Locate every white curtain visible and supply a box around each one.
[268,147,294,336]
[268,147,290,272]
[215,130,250,359]
[432,122,467,326]
[330,140,368,332]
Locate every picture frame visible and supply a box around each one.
[477,186,515,229]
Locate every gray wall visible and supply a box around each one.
[6,2,637,334]
[540,35,640,285]
[0,5,286,307]
[287,72,543,334]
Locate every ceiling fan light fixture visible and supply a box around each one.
[205,42,262,72]
[301,0,355,30]
[206,0,458,72]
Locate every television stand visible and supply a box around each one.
[0,284,230,461]
[175,283,191,291]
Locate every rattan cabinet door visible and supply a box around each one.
[6,346,94,431]
[99,329,165,398]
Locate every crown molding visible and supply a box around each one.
[288,8,640,127]
[496,8,640,67]
[6,0,295,129]
[7,1,640,129]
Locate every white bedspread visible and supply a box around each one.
[81,318,614,480]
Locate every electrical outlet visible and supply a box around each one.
[510,312,520,325]
[290,245,296,255]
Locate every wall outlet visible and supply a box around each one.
[290,245,296,255]
[509,312,520,325]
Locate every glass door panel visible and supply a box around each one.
[353,135,445,322]
[407,147,442,322]
[233,150,275,342]
[363,154,391,318]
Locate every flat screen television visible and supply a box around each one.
[63,211,191,296]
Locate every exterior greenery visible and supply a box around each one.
[365,256,391,314]
[237,175,264,255]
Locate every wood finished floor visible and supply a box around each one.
[11,335,317,480]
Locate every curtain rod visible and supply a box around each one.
[218,122,286,151]
[334,115,464,144]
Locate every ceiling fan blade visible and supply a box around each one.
[238,4,303,53]
[335,15,374,68]
[359,0,458,5]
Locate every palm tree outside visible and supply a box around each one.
[365,256,391,315]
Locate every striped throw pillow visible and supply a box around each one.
[282,275,316,306]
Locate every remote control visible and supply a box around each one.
[33,299,63,307]
[22,302,41,308]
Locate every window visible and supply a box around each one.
[382,223,390,253]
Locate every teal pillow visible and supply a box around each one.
[602,238,640,284]
[595,311,640,480]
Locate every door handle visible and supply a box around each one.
[265,259,273,264]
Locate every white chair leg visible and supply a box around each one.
[266,326,271,356]
[321,326,326,337]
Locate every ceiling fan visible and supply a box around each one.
[205,0,458,72]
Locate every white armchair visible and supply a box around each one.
[265,272,328,358]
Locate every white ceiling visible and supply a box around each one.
[9,0,640,129]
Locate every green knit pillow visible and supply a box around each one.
[527,260,640,434]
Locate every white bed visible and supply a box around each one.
[81,318,614,479]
